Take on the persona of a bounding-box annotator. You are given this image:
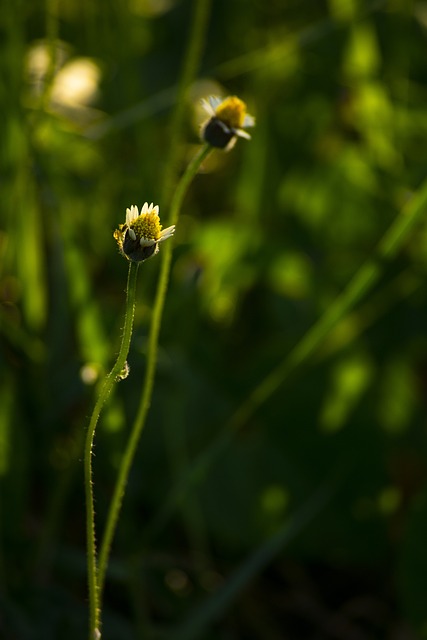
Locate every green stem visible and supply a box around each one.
[98,143,211,596]
[84,260,139,640]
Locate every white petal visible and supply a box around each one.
[139,236,156,247]
[208,95,223,111]
[201,98,215,117]
[141,202,149,214]
[158,225,175,242]
[126,205,139,226]
[128,228,137,241]
[236,129,251,140]
[243,114,255,128]
[152,205,159,217]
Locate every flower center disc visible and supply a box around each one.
[215,96,246,129]
[131,212,162,241]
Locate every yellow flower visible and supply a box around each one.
[201,95,255,150]
[114,203,175,262]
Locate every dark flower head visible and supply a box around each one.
[114,203,175,263]
[201,95,255,150]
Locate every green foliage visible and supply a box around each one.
[1,0,427,638]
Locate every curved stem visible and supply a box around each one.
[84,260,139,640]
[98,143,211,596]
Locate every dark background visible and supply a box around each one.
[2,0,427,638]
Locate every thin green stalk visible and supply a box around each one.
[98,143,211,596]
[84,260,139,640]
[42,0,59,112]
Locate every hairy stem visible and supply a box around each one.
[84,260,139,639]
